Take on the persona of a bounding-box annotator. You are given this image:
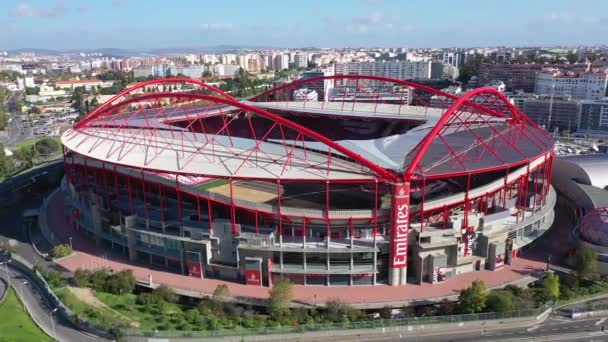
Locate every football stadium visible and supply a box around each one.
[60,75,556,288]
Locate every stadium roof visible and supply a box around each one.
[62,77,554,182]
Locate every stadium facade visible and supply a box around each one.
[61,76,556,287]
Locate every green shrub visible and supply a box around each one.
[51,244,73,258]
[39,269,66,288]
[486,290,516,313]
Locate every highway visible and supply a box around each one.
[0,261,107,342]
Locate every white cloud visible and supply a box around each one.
[200,23,234,31]
[346,12,412,34]
[11,1,87,18]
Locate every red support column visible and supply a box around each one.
[159,184,164,224]
[373,180,379,237]
[207,198,213,234]
[326,181,331,244]
[229,178,236,235]
[141,170,148,221]
[255,210,259,234]
[102,164,110,209]
[127,175,134,215]
[277,180,282,238]
[463,174,471,228]
[420,178,426,232]
[113,166,120,210]
[197,196,201,221]
[176,176,183,228]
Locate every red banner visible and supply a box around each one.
[187,262,202,278]
[246,270,262,286]
[389,183,410,268]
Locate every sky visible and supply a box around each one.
[1,0,608,50]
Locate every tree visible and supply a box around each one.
[151,285,178,303]
[104,270,136,295]
[73,268,93,287]
[202,70,213,78]
[565,51,578,64]
[267,279,293,319]
[13,145,36,169]
[25,87,40,95]
[543,272,560,300]
[0,143,8,178]
[485,290,515,313]
[576,247,598,278]
[34,137,59,155]
[458,280,488,314]
[0,111,8,131]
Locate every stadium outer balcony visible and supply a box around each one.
[60,76,556,289]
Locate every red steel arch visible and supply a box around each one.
[76,77,236,129]
[67,92,400,181]
[403,86,553,181]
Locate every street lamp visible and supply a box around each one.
[50,308,58,341]
[0,260,11,287]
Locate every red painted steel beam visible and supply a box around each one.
[403,87,545,181]
[75,77,236,129]
[69,92,399,182]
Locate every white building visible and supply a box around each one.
[535,69,608,100]
[293,88,318,102]
[335,61,444,81]
[273,54,289,71]
[55,79,115,91]
[294,53,308,69]
[300,67,335,101]
[24,77,35,88]
[176,65,204,79]
[213,64,241,78]
[443,52,465,68]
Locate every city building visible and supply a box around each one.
[294,54,308,69]
[61,76,555,290]
[335,61,444,81]
[299,67,335,101]
[293,88,318,101]
[55,79,115,91]
[578,98,608,134]
[175,65,204,79]
[213,64,241,78]
[522,95,580,132]
[478,64,542,92]
[442,52,465,68]
[133,64,177,78]
[535,69,608,100]
[273,54,289,71]
[478,63,588,92]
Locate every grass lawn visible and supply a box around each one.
[11,136,61,151]
[54,287,126,329]
[94,291,189,330]
[197,179,229,191]
[0,287,53,342]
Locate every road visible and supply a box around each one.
[0,262,106,342]
[277,315,608,342]
[4,90,33,146]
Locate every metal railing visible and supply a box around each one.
[120,302,552,339]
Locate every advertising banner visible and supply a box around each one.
[389,183,410,268]
[187,261,202,278]
[246,269,262,286]
[432,266,447,283]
